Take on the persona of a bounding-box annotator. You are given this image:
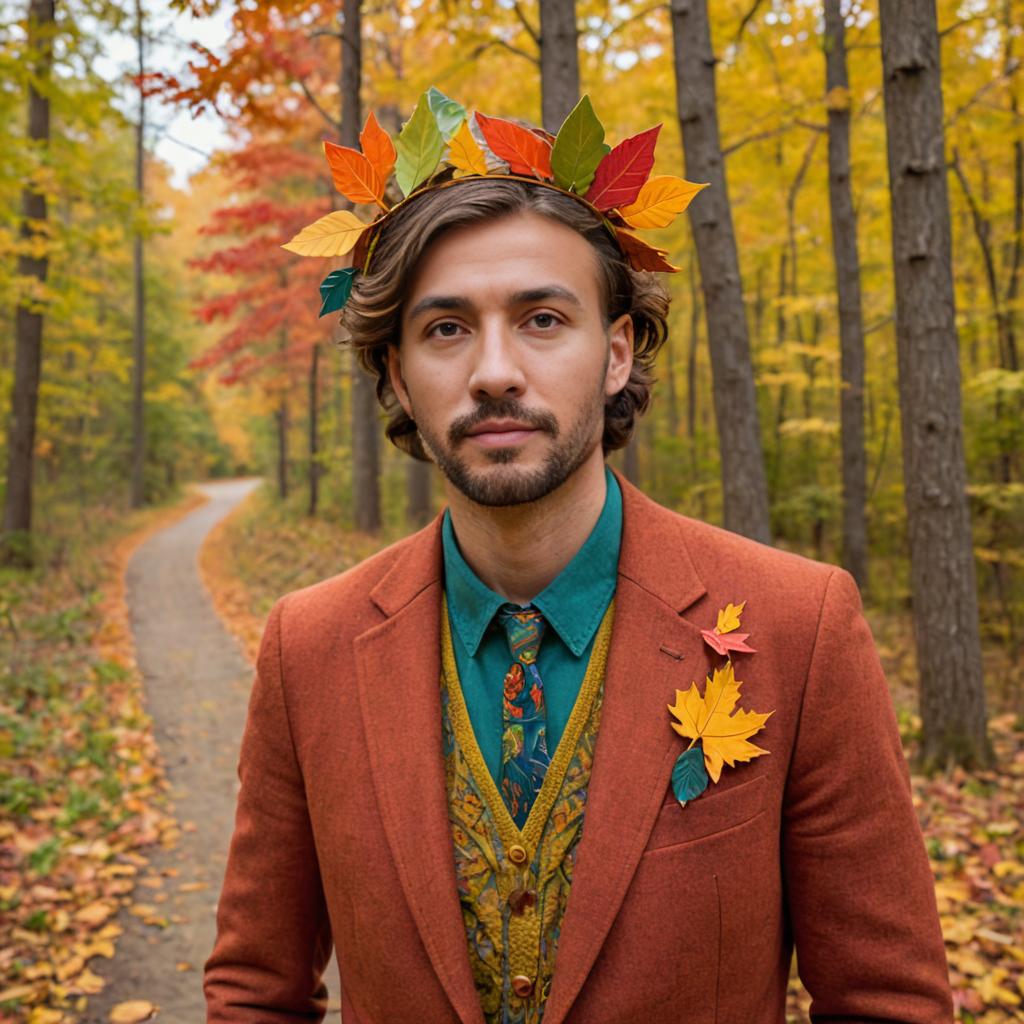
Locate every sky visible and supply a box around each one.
[97,0,234,190]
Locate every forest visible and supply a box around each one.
[1,1,1023,1021]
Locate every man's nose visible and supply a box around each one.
[467,318,527,398]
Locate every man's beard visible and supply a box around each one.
[409,369,608,509]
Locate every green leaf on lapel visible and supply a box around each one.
[551,95,609,195]
[671,745,709,807]
[395,93,445,197]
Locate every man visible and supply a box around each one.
[205,92,952,1023]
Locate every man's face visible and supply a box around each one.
[387,211,633,508]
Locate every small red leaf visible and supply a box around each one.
[585,125,661,210]
[615,228,680,273]
[701,628,757,656]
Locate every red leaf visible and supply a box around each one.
[700,628,757,656]
[615,228,681,273]
[323,140,383,204]
[585,125,661,210]
[475,112,553,179]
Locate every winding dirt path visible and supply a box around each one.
[85,480,263,1023]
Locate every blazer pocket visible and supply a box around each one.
[643,773,768,854]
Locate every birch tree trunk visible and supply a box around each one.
[879,0,991,769]
[2,0,55,556]
[824,0,868,591]
[539,0,579,132]
[340,0,381,532]
[669,0,771,543]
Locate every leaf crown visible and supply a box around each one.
[282,87,709,319]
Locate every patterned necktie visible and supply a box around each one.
[496,603,551,829]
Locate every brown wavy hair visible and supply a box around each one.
[339,177,670,462]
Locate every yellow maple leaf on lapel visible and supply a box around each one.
[667,661,772,783]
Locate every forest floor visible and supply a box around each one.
[3,482,1022,1023]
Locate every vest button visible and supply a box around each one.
[508,887,537,915]
[508,844,528,865]
[511,974,534,998]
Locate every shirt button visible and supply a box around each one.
[511,974,534,998]
[508,844,528,865]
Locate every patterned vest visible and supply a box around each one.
[439,592,615,1024]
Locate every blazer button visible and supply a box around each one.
[508,844,527,865]
[511,974,534,998]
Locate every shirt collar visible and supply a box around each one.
[442,465,622,658]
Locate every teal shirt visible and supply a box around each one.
[441,465,622,784]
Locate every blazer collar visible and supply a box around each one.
[368,466,707,621]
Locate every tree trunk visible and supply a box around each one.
[879,0,990,770]
[130,0,146,508]
[539,0,579,132]
[824,0,869,592]
[669,0,771,543]
[2,0,55,554]
[277,399,290,500]
[340,0,380,533]
[309,343,320,516]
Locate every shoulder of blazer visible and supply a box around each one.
[270,515,443,657]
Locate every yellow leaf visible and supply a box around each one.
[109,1000,158,1023]
[282,211,369,258]
[28,1009,63,1024]
[73,969,106,995]
[74,901,115,927]
[667,661,772,783]
[448,119,488,178]
[620,175,707,229]
[715,601,746,635]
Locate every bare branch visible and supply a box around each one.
[511,1,539,47]
[732,0,767,49]
[295,76,341,133]
[470,36,539,67]
[309,27,343,40]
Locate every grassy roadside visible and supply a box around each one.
[0,489,207,1024]
[203,485,1024,1024]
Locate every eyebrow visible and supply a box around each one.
[405,285,583,323]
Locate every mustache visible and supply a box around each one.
[448,400,559,444]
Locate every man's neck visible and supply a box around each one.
[444,452,608,606]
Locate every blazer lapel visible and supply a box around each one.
[543,471,709,1024]
[354,521,484,1024]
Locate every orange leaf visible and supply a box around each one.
[360,111,396,182]
[620,175,707,229]
[475,112,553,178]
[323,140,382,204]
[615,229,681,272]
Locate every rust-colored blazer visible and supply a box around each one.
[205,470,952,1024]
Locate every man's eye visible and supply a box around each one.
[429,321,463,338]
[529,313,560,330]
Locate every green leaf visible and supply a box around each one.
[426,86,466,141]
[395,93,445,196]
[671,745,709,807]
[551,95,609,194]
[319,267,358,317]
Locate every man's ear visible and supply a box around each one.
[605,313,634,396]
[386,343,413,417]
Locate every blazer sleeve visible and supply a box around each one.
[205,597,333,1022]
[782,568,953,1023]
